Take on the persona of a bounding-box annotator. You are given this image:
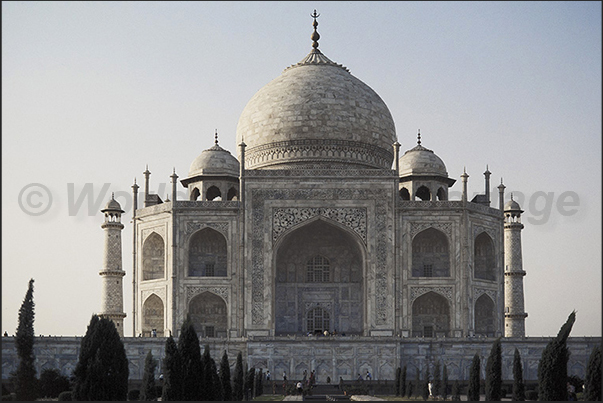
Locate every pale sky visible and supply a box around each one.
[2,1,601,338]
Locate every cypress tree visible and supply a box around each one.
[73,315,129,401]
[467,353,481,401]
[537,311,576,401]
[451,380,461,401]
[584,345,601,402]
[162,335,182,401]
[422,364,430,401]
[233,351,245,401]
[140,350,157,401]
[178,316,203,401]
[414,367,421,398]
[256,368,263,397]
[400,365,407,397]
[433,359,441,398]
[407,380,414,398]
[395,367,401,396]
[246,367,256,400]
[15,278,37,402]
[512,348,525,401]
[442,364,449,401]
[485,338,502,401]
[211,357,224,401]
[201,344,213,401]
[220,350,233,401]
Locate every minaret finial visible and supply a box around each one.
[111,192,115,200]
[417,129,421,145]
[215,129,219,145]
[511,192,514,201]
[311,9,320,50]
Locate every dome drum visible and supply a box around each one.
[245,138,394,170]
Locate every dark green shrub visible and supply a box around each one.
[58,391,72,401]
[39,368,71,398]
[584,345,602,401]
[525,389,538,400]
[127,389,140,401]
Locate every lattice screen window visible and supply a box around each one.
[423,264,433,277]
[306,255,330,282]
[307,307,330,334]
[205,263,215,277]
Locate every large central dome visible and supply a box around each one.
[236,43,397,170]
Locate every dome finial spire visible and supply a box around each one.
[417,129,421,145]
[311,9,321,50]
[215,129,219,145]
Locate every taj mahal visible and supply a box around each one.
[2,12,599,384]
[121,12,526,341]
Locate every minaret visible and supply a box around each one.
[484,165,491,206]
[497,178,506,211]
[503,194,528,337]
[99,193,127,337]
[461,167,469,203]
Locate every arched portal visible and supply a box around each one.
[474,232,495,280]
[416,186,431,201]
[142,294,164,337]
[188,228,227,277]
[400,187,410,200]
[206,186,221,201]
[190,187,200,201]
[274,219,364,335]
[142,232,165,280]
[189,292,227,338]
[412,291,450,337]
[475,294,496,337]
[437,187,447,201]
[412,228,450,277]
[227,187,237,201]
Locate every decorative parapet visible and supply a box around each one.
[398,200,502,217]
[244,168,396,178]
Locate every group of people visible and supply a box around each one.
[356,370,372,381]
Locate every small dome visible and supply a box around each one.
[188,143,240,177]
[399,144,448,177]
[101,195,123,213]
[504,198,522,211]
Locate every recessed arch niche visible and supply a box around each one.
[189,292,227,338]
[274,218,364,335]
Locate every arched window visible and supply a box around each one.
[474,232,495,281]
[412,228,450,277]
[412,292,450,337]
[400,187,410,200]
[190,187,200,201]
[206,186,221,201]
[188,228,227,277]
[142,294,164,337]
[307,307,330,334]
[227,187,237,201]
[475,294,495,337]
[306,255,330,282]
[189,292,227,338]
[142,233,165,280]
[437,187,447,201]
[416,186,431,201]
